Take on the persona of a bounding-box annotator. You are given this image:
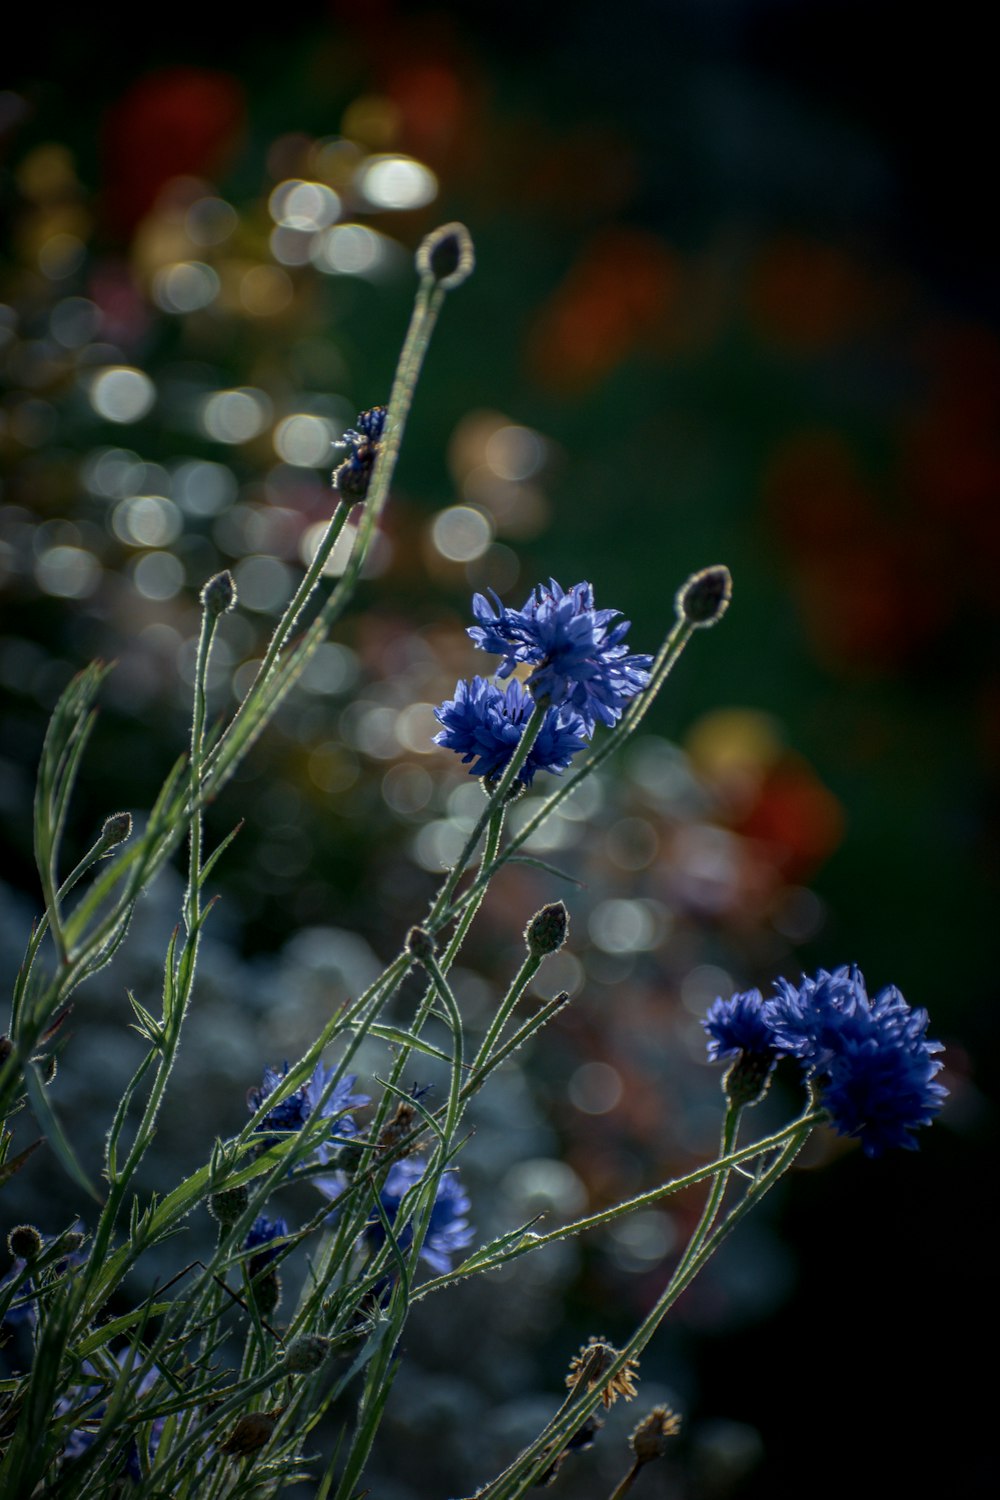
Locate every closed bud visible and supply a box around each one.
[100,811,132,851]
[219,1408,282,1457]
[526,902,569,958]
[8,1224,43,1260]
[406,926,436,964]
[675,565,732,628]
[282,1334,332,1373]
[208,1183,250,1227]
[60,1230,85,1253]
[201,569,237,617]
[415,222,475,290]
[252,1268,282,1316]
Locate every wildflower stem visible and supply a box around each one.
[470,951,542,1077]
[672,1099,741,1282]
[412,1109,825,1300]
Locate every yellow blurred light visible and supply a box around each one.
[38,232,85,280]
[17,144,77,201]
[341,96,401,150]
[239,264,293,316]
[485,424,545,481]
[358,154,437,211]
[89,367,156,424]
[311,137,363,187]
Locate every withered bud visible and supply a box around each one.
[415,222,475,290]
[406,926,436,964]
[7,1224,43,1260]
[675,565,732,628]
[631,1405,682,1465]
[219,1407,283,1458]
[282,1334,332,1374]
[208,1183,249,1227]
[99,811,132,851]
[526,902,568,958]
[201,569,237,617]
[378,1099,418,1155]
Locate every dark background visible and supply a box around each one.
[1,2,995,1494]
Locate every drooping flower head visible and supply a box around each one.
[468,579,652,730]
[432,675,588,784]
[332,405,387,500]
[248,1061,369,1159]
[766,967,947,1156]
[364,1158,474,1274]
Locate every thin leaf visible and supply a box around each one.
[0,1137,44,1186]
[22,1062,102,1203]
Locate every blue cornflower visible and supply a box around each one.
[366,1159,474,1275]
[766,966,947,1157]
[244,1214,289,1278]
[433,675,589,784]
[55,1350,162,1482]
[332,405,386,500]
[248,1061,369,1159]
[703,989,777,1063]
[468,579,652,730]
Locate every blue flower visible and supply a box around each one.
[315,1157,474,1275]
[432,676,589,784]
[244,1214,289,1278]
[703,989,777,1062]
[332,405,386,500]
[467,579,651,730]
[366,1159,474,1275]
[248,1061,369,1158]
[766,966,947,1157]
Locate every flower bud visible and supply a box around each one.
[7,1225,43,1260]
[406,926,436,964]
[201,569,237,617]
[60,1230,85,1254]
[251,1268,282,1317]
[99,811,132,852]
[219,1408,282,1457]
[675,565,732,628]
[208,1183,250,1227]
[526,902,569,958]
[415,222,475,290]
[282,1334,332,1374]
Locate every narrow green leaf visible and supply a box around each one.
[0,1136,44,1186]
[22,1061,102,1203]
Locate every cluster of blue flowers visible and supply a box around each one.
[55,1350,163,1480]
[434,579,651,785]
[246,1066,474,1277]
[703,966,947,1156]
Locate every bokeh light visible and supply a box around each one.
[89,367,156,423]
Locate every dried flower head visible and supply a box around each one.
[566,1337,639,1409]
[631,1405,682,1464]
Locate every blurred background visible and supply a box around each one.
[1,2,995,1494]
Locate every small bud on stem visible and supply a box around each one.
[415,222,475,290]
[675,565,732,628]
[201,569,237,617]
[525,902,569,958]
